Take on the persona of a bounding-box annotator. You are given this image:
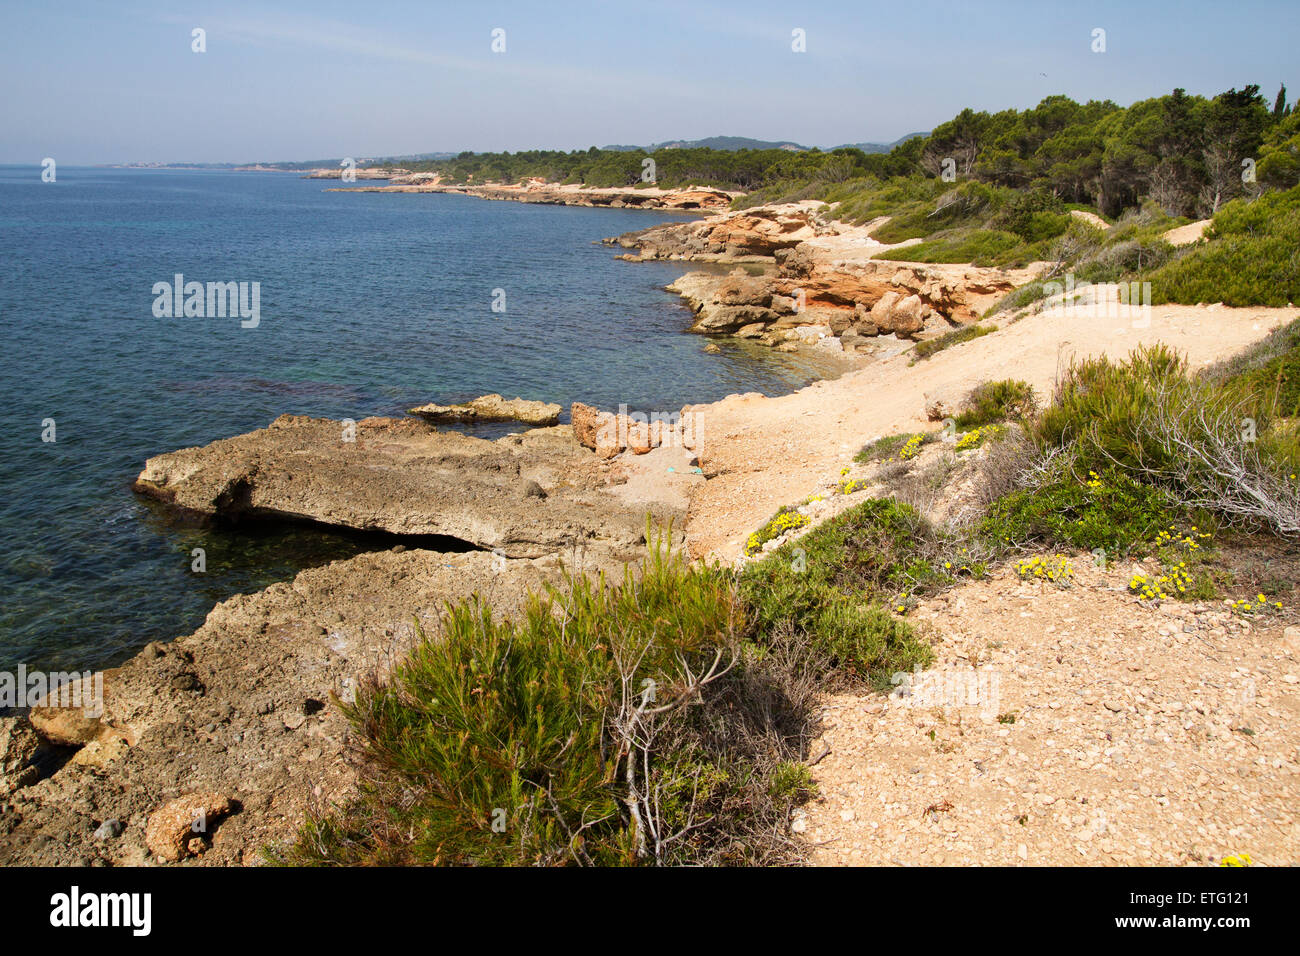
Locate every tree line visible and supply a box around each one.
[394,83,1297,219]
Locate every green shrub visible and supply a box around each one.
[741,498,983,687]
[980,466,1187,556]
[912,323,997,361]
[954,380,1037,429]
[1147,185,1300,307]
[281,531,813,867]
[1209,316,1300,417]
[1029,346,1300,535]
[874,228,1026,266]
[1031,346,1187,471]
[854,432,935,463]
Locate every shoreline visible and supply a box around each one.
[5,183,1296,865]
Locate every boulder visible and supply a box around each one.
[145,792,236,863]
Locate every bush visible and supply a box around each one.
[912,324,996,361]
[1208,316,1300,417]
[281,531,815,866]
[1031,346,1187,471]
[980,465,1187,556]
[1031,346,1300,535]
[874,228,1026,266]
[954,380,1037,429]
[1146,185,1300,307]
[741,498,982,687]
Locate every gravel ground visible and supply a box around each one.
[797,559,1300,866]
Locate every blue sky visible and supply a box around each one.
[1,0,1296,164]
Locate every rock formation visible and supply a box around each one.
[407,393,561,426]
[610,202,1029,353]
[131,414,681,561]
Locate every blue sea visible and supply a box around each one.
[0,167,836,672]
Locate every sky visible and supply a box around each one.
[1,0,1296,165]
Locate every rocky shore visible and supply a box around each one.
[606,201,1032,356]
[5,175,1295,867]
[1,410,706,864]
[325,175,738,211]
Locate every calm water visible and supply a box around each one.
[0,167,836,672]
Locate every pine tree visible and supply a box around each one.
[1274,84,1288,119]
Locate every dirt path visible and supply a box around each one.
[684,304,1295,561]
[797,560,1300,866]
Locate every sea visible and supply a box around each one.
[0,167,838,672]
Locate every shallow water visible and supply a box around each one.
[0,167,839,671]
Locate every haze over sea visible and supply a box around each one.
[0,167,838,672]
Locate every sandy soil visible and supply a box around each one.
[798,560,1300,866]
[684,303,1296,561]
[1163,219,1213,246]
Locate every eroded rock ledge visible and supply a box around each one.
[131,414,678,561]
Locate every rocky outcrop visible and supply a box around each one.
[328,179,737,210]
[615,203,1027,353]
[130,414,682,561]
[0,547,565,866]
[571,402,702,458]
[2,395,714,865]
[606,203,830,260]
[407,393,561,426]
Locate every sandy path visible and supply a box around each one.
[685,304,1295,560]
[798,561,1300,866]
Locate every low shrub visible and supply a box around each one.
[979,464,1187,556]
[954,380,1037,429]
[741,498,984,687]
[912,324,996,361]
[281,531,814,867]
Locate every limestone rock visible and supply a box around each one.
[408,393,560,426]
[0,718,40,795]
[145,792,236,862]
[132,415,655,560]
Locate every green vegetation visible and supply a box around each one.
[854,431,935,464]
[1206,315,1300,416]
[388,83,1296,305]
[281,530,833,866]
[954,380,1037,429]
[739,498,977,686]
[1147,185,1300,306]
[980,465,1189,555]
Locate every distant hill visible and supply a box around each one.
[831,132,929,153]
[601,136,809,152]
[600,133,929,153]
